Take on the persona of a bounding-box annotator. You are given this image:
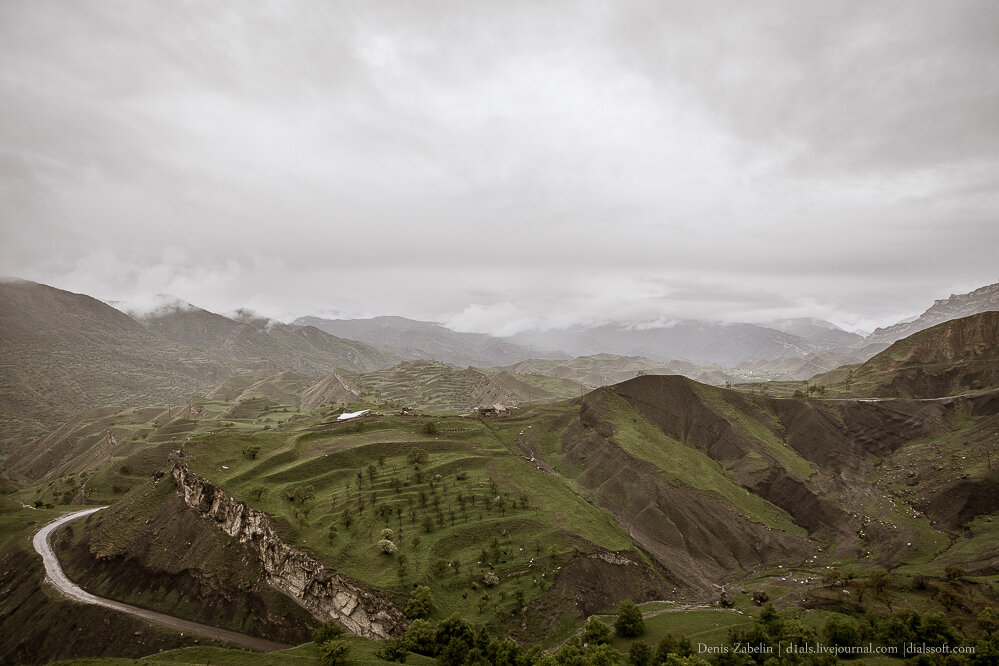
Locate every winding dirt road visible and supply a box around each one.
[32,507,290,653]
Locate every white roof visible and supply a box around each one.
[337,409,370,421]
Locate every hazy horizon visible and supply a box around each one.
[2,2,997,336]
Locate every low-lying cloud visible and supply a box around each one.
[1,1,996,334]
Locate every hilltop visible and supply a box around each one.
[493,354,736,387]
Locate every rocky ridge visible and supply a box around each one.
[171,457,406,639]
[867,282,999,345]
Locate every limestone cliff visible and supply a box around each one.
[171,457,406,639]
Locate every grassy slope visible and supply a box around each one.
[596,391,804,536]
[183,407,631,622]
[688,381,815,480]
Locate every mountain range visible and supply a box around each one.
[293,315,561,368]
[3,278,997,447]
[0,281,399,445]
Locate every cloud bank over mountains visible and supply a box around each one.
[1,1,996,334]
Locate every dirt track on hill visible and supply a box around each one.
[32,507,291,653]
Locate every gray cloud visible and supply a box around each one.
[1,1,995,335]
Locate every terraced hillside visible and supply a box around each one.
[340,361,587,413]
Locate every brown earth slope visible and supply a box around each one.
[557,373,997,589]
[817,311,999,398]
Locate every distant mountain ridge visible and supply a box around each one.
[494,353,736,387]
[764,317,864,348]
[866,282,999,345]
[0,281,400,444]
[293,315,565,368]
[137,301,401,375]
[505,320,822,367]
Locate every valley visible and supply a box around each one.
[1,285,998,665]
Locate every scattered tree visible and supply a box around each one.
[313,620,346,644]
[869,569,890,596]
[288,484,315,504]
[628,641,654,666]
[944,566,967,582]
[318,638,350,666]
[431,557,449,579]
[614,600,645,637]
[581,617,612,646]
[408,447,429,466]
[404,585,435,619]
[375,638,409,663]
[936,585,959,612]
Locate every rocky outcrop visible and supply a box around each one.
[171,457,405,639]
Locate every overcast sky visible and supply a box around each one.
[1,1,996,335]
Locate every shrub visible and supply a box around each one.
[824,616,861,649]
[312,620,345,644]
[582,617,611,646]
[944,566,967,582]
[378,539,398,554]
[408,446,430,465]
[978,607,999,635]
[615,600,645,637]
[288,484,315,504]
[375,638,409,662]
[404,619,436,656]
[483,571,499,586]
[629,641,654,666]
[434,616,475,666]
[318,638,350,666]
[404,585,434,619]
